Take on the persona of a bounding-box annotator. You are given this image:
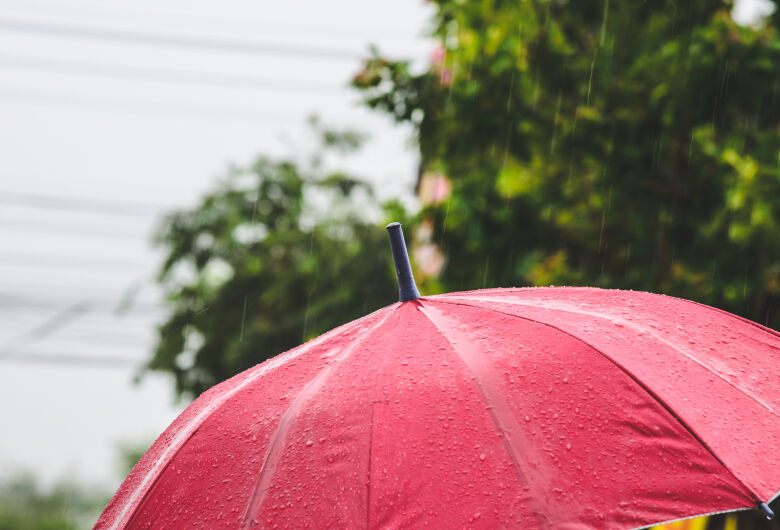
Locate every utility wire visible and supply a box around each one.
[0,318,162,336]
[0,300,91,356]
[0,17,362,61]
[0,53,342,93]
[0,322,153,345]
[0,86,306,123]
[0,189,163,217]
[0,0,407,40]
[0,251,151,270]
[0,218,148,240]
[0,351,139,368]
[2,316,155,336]
[0,293,163,313]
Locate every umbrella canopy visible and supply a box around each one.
[97,224,779,529]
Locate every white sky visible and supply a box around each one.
[0,0,769,494]
[0,0,433,490]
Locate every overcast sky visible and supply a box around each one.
[0,0,772,493]
[0,0,432,490]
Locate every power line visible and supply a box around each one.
[0,189,163,216]
[0,53,342,94]
[0,218,148,240]
[0,321,154,345]
[34,329,151,345]
[0,293,163,313]
[0,86,307,123]
[0,0,410,41]
[2,320,162,338]
[0,300,90,355]
[1,318,155,337]
[0,16,362,61]
[0,251,152,270]
[0,351,140,368]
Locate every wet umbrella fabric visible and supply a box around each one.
[97,288,779,529]
[96,225,779,529]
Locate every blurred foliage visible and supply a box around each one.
[141,4,780,524]
[115,439,152,478]
[149,125,405,397]
[354,0,780,329]
[150,0,780,402]
[0,474,106,530]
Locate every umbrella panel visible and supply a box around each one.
[98,288,779,529]
[437,288,780,500]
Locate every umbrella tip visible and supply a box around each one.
[758,502,774,520]
[385,222,421,302]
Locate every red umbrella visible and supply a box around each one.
[97,223,778,529]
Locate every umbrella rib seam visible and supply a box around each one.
[425,286,547,298]
[363,316,401,530]
[366,401,375,530]
[417,302,552,530]
[123,423,206,529]
[432,287,780,340]
[107,304,395,529]
[439,295,779,416]
[239,307,394,528]
[671,295,780,339]
[430,298,764,504]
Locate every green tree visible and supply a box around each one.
[148,124,403,397]
[354,0,780,329]
[0,474,106,530]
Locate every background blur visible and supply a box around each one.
[0,0,778,527]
